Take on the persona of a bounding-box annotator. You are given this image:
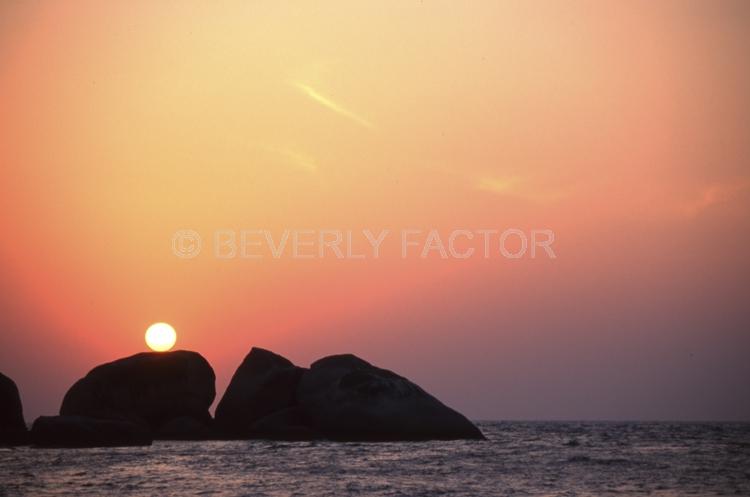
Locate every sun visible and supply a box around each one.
[145,322,177,352]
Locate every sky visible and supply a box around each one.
[1,1,749,422]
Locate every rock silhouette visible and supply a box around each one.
[157,415,214,440]
[60,350,215,439]
[298,354,485,440]
[215,348,305,437]
[24,347,483,445]
[217,348,485,441]
[30,415,152,447]
[0,372,28,445]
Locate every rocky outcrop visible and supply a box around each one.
[0,372,28,445]
[216,348,484,441]
[30,415,152,447]
[215,348,305,437]
[60,350,215,439]
[298,354,485,441]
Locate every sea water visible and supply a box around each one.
[1,422,749,496]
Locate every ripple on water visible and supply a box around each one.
[1,422,749,496]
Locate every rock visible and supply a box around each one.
[157,416,215,440]
[215,348,485,441]
[250,407,319,441]
[215,347,305,437]
[30,415,152,447]
[298,354,485,441]
[60,350,215,438]
[0,372,28,445]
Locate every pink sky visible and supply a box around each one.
[1,1,749,422]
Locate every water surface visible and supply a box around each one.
[2,422,749,496]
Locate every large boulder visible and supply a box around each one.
[298,354,485,441]
[30,415,152,448]
[215,348,305,437]
[216,348,484,441]
[60,350,215,438]
[0,372,28,445]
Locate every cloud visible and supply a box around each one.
[679,180,750,218]
[475,175,568,203]
[292,82,374,129]
[257,145,318,173]
[476,176,520,195]
[277,148,317,172]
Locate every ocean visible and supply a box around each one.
[1,422,749,496]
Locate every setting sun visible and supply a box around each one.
[145,323,177,352]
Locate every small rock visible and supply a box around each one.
[30,415,152,448]
[157,416,214,440]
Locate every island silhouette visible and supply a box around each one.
[1,348,484,447]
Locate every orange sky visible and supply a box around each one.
[1,0,749,422]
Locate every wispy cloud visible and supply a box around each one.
[679,180,750,218]
[476,176,521,195]
[475,175,568,203]
[277,148,317,172]
[292,82,373,129]
[257,144,318,173]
